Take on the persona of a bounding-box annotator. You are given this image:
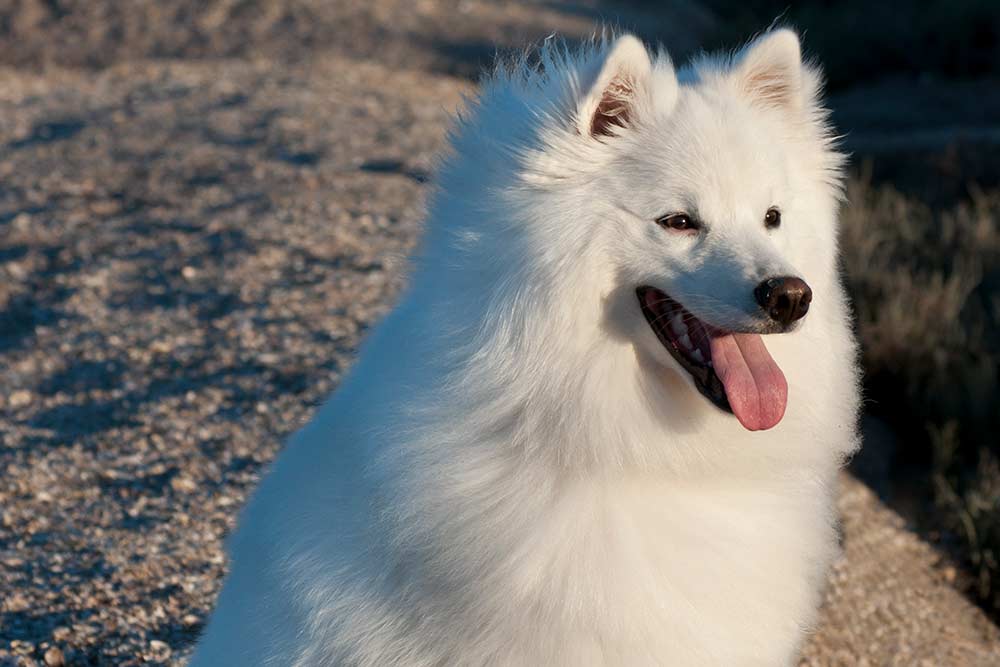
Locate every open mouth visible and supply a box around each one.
[636,286,788,431]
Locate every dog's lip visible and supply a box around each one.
[636,286,732,414]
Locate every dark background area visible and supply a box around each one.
[0,0,998,664]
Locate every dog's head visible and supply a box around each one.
[491,31,842,431]
[565,31,844,431]
[430,30,844,435]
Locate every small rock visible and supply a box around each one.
[171,476,196,493]
[89,199,121,217]
[150,339,174,354]
[5,591,30,612]
[43,646,65,667]
[10,639,34,654]
[12,212,31,231]
[147,640,171,661]
[8,390,32,408]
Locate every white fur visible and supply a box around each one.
[193,29,860,666]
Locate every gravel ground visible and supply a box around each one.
[0,55,466,664]
[0,0,713,79]
[1,1,999,665]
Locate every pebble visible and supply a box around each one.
[170,476,197,493]
[8,390,32,408]
[43,647,65,667]
[147,640,171,661]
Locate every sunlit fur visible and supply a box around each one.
[193,29,860,666]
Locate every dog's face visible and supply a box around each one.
[568,32,842,431]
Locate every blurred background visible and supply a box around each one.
[0,1,998,665]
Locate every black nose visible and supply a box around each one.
[754,276,812,326]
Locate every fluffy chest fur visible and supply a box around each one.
[370,469,839,666]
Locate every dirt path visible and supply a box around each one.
[1,2,998,665]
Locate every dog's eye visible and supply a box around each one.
[764,207,781,229]
[656,213,699,232]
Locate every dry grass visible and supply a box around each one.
[841,173,1000,613]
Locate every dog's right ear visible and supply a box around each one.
[576,35,653,139]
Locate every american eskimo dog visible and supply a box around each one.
[193,29,860,666]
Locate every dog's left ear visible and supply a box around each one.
[730,29,806,111]
[577,35,652,138]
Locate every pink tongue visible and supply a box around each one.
[709,333,788,431]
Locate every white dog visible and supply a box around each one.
[193,29,860,666]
